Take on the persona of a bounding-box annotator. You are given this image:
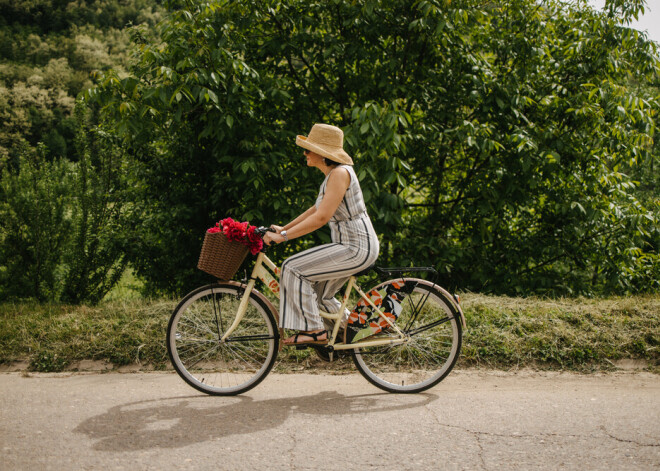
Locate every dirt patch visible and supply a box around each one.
[0,358,171,373]
[0,356,656,375]
[614,359,650,370]
[0,360,29,372]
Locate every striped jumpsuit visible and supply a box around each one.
[279,165,380,331]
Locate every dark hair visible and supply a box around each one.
[324,158,340,167]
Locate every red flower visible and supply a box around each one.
[246,225,260,243]
[219,217,234,234]
[225,221,248,242]
[248,241,263,255]
[246,226,264,255]
[207,217,263,255]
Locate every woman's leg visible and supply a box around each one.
[314,278,351,330]
[279,243,371,332]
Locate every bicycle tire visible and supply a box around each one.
[351,280,462,393]
[167,283,279,395]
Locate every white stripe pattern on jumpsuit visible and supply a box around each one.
[279,165,380,331]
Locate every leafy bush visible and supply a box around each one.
[0,143,73,300]
[0,104,132,303]
[87,0,658,296]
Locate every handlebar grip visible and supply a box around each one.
[256,226,276,236]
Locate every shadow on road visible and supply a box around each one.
[74,390,438,451]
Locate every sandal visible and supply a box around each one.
[283,330,328,346]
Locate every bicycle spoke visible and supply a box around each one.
[211,289,223,339]
[179,310,218,337]
[408,316,452,336]
[181,343,221,370]
[167,285,278,395]
[176,338,218,348]
[223,342,264,370]
[352,283,462,393]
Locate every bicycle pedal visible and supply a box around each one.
[312,345,334,362]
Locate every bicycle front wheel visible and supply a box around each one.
[352,281,462,393]
[167,283,279,395]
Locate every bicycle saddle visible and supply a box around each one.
[353,264,377,277]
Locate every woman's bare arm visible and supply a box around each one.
[283,167,350,240]
[269,205,316,235]
[264,167,350,245]
[285,205,318,230]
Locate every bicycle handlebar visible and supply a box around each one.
[255,226,277,250]
[255,226,276,236]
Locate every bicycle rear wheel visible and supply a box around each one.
[351,281,462,393]
[167,283,279,395]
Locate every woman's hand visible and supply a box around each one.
[269,224,284,234]
[263,231,286,246]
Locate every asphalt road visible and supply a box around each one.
[1,370,659,470]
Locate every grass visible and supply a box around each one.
[0,294,657,373]
[460,294,659,371]
[0,299,174,371]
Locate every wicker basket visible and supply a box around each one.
[197,231,250,280]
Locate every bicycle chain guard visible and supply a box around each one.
[345,279,418,343]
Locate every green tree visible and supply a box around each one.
[88,0,658,296]
[394,0,660,295]
[0,0,163,162]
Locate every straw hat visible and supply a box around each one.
[296,123,353,165]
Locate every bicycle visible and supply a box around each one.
[166,227,466,395]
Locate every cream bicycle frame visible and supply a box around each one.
[220,251,408,350]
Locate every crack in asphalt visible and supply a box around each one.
[435,419,660,449]
[440,422,585,440]
[475,433,487,470]
[286,412,297,471]
[425,404,659,471]
[601,427,660,448]
[287,430,297,470]
[425,403,488,470]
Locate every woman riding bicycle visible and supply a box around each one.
[263,124,379,346]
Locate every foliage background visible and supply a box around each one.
[0,0,161,302]
[1,0,658,302]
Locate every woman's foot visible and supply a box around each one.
[283,329,328,346]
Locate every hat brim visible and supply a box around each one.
[296,135,354,165]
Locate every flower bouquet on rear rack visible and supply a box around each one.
[198,217,264,280]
